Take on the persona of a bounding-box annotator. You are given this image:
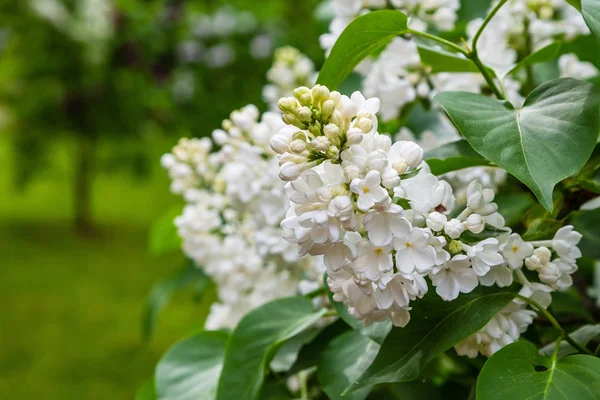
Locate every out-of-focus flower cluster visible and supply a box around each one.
[161,105,322,330]
[263,47,317,111]
[272,85,583,357]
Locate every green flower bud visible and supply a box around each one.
[299,93,312,107]
[297,106,313,123]
[448,240,463,255]
[311,85,330,105]
[278,97,297,112]
[308,121,321,137]
[283,113,305,129]
[321,100,336,120]
[293,86,310,99]
[326,145,340,160]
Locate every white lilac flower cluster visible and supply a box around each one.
[272,85,583,357]
[469,0,591,75]
[262,47,317,111]
[161,105,322,330]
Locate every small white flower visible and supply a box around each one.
[430,255,478,301]
[351,240,393,281]
[444,218,465,239]
[350,170,390,211]
[466,181,497,216]
[465,213,485,234]
[463,238,504,276]
[363,203,412,246]
[426,211,447,232]
[501,234,533,269]
[388,140,424,170]
[394,227,437,274]
[479,264,513,287]
[552,225,582,262]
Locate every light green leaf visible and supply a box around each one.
[566,0,582,11]
[149,205,182,256]
[583,0,600,43]
[317,10,408,89]
[216,297,326,400]
[522,218,563,241]
[572,209,600,259]
[318,331,380,400]
[436,78,600,211]
[142,260,211,340]
[505,42,562,78]
[156,331,229,400]
[417,45,478,73]
[540,324,600,357]
[477,341,600,399]
[136,378,157,400]
[424,139,491,176]
[459,225,510,244]
[346,285,518,392]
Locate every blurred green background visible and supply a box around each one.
[0,0,324,398]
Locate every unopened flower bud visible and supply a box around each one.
[392,159,409,174]
[449,240,463,255]
[290,139,307,153]
[312,136,330,152]
[482,188,495,203]
[292,131,307,141]
[279,162,300,181]
[426,212,447,232]
[328,195,354,221]
[282,113,305,128]
[293,86,310,99]
[344,164,361,181]
[478,203,498,216]
[278,97,297,112]
[297,106,313,123]
[299,93,312,107]
[323,123,340,139]
[381,168,401,188]
[322,100,336,119]
[444,218,465,239]
[311,85,330,105]
[346,127,364,145]
[270,134,291,154]
[534,247,552,264]
[355,118,373,133]
[539,262,560,285]
[465,214,485,234]
[308,122,321,138]
[326,145,340,160]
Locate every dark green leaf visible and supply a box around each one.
[540,324,600,357]
[505,42,562,77]
[338,72,363,96]
[572,209,600,258]
[156,331,229,400]
[149,206,182,256]
[318,331,380,400]
[216,297,326,400]
[287,319,350,376]
[566,0,582,11]
[417,45,478,73]
[436,78,600,210]
[346,285,518,392]
[459,225,509,245]
[583,0,600,43]
[457,0,493,20]
[142,260,211,340]
[425,139,491,176]
[269,328,321,373]
[136,378,157,400]
[477,341,600,399]
[550,291,594,322]
[522,218,563,241]
[495,192,535,226]
[317,10,408,89]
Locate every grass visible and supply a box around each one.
[0,134,212,399]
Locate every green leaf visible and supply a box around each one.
[149,206,182,256]
[522,218,563,241]
[436,78,600,211]
[477,341,600,399]
[317,10,408,89]
[136,378,157,400]
[457,0,493,20]
[346,285,518,392]
[566,0,582,11]
[459,225,510,244]
[550,291,594,322]
[417,45,478,73]
[425,139,491,176]
[142,260,211,340]
[269,328,321,373]
[318,331,380,400]
[156,331,229,400]
[540,324,600,358]
[327,281,391,345]
[583,0,600,43]
[572,209,600,259]
[216,297,326,400]
[495,192,535,226]
[505,42,562,77]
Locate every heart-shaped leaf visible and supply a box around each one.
[477,341,600,399]
[436,78,600,210]
[318,331,380,400]
[346,285,518,392]
[156,331,229,400]
[425,139,490,175]
[583,0,600,43]
[317,10,408,89]
[216,297,326,400]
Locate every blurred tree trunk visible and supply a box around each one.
[74,134,95,235]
